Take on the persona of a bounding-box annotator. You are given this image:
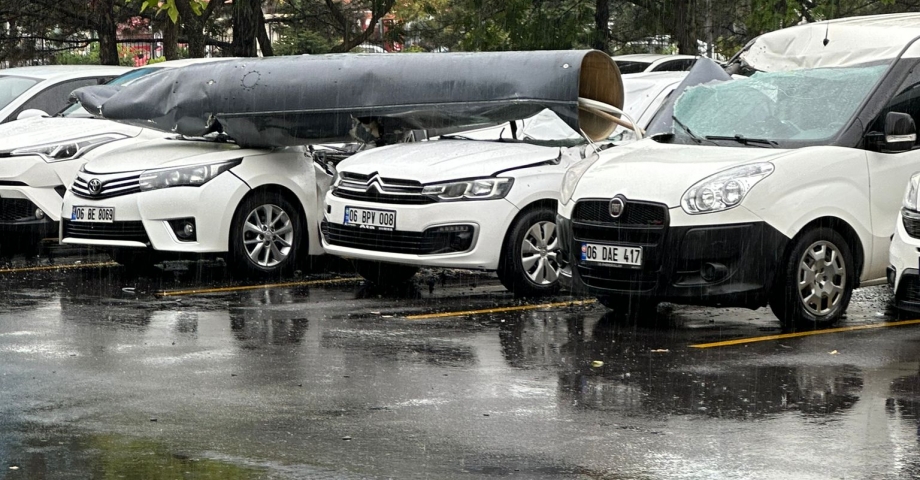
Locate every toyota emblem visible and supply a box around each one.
[87,178,102,196]
[609,197,625,218]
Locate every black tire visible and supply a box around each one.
[596,295,660,323]
[229,191,304,278]
[352,260,419,284]
[769,227,855,328]
[497,208,563,297]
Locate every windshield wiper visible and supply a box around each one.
[705,134,777,148]
[671,115,707,145]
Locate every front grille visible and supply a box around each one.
[72,170,142,199]
[332,172,434,205]
[0,198,37,222]
[571,198,669,292]
[898,274,920,305]
[903,209,920,239]
[322,221,472,255]
[63,220,149,244]
[573,199,667,226]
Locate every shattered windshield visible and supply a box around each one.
[672,64,888,145]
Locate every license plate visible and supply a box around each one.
[344,206,396,229]
[581,243,642,266]
[71,206,115,223]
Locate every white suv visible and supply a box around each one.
[557,13,920,326]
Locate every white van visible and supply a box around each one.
[557,13,920,326]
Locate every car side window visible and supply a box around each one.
[651,60,693,72]
[4,77,109,123]
[867,72,920,151]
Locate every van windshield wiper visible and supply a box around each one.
[705,134,777,147]
[671,115,705,145]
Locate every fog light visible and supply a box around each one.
[34,208,45,220]
[701,262,728,282]
[431,225,471,233]
[168,217,197,242]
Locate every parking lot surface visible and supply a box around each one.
[3,251,920,479]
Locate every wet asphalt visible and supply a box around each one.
[3,250,920,479]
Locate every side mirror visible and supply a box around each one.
[882,111,916,153]
[16,109,49,120]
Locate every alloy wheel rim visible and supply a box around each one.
[242,204,294,267]
[797,240,846,317]
[520,221,560,285]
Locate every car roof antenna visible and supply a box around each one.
[823,22,830,46]
[509,121,518,140]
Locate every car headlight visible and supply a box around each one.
[904,172,920,211]
[10,133,129,163]
[560,155,602,205]
[421,177,513,201]
[139,159,242,191]
[681,163,774,214]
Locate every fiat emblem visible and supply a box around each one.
[609,197,625,218]
[88,178,102,195]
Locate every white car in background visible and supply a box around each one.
[0,65,127,124]
[320,73,684,296]
[612,54,698,74]
[0,59,230,257]
[890,172,920,312]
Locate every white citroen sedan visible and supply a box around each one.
[321,73,684,296]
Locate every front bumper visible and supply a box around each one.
[321,191,520,270]
[0,187,64,240]
[557,202,788,308]
[60,172,248,253]
[890,208,920,312]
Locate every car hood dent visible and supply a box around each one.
[82,138,262,174]
[0,117,144,153]
[576,140,794,207]
[336,140,562,183]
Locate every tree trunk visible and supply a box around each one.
[163,17,179,60]
[257,5,273,56]
[95,1,119,65]
[232,0,259,57]
[592,0,610,53]
[672,0,696,55]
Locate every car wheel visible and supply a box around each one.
[497,208,562,297]
[229,191,303,278]
[769,227,855,328]
[352,260,419,284]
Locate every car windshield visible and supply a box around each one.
[615,60,651,74]
[60,66,163,117]
[0,75,40,111]
[672,64,889,145]
[447,109,587,147]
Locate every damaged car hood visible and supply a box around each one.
[577,141,794,207]
[0,117,144,154]
[81,137,254,174]
[337,140,564,184]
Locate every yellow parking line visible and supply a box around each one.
[154,277,359,297]
[0,261,118,274]
[405,299,597,320]
[690,318,920,349]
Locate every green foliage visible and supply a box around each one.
[133,0,206,23]
[274,27,335,55]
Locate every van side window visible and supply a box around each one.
[869,72,920,150]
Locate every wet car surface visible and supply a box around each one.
[3,250,920,479]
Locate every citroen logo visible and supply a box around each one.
[609,197,625,218]
[87,178,102,196]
